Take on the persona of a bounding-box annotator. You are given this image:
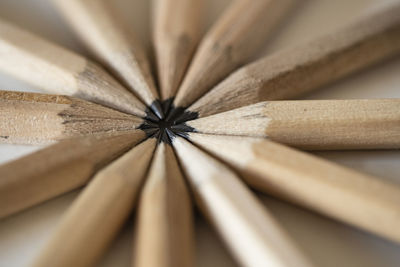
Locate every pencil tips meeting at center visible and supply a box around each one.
[138,97,199,145]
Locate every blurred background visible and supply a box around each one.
[0,0,399,266]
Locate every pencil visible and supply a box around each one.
[0,132,145,219]
[33,138,156,267]
[187,99,400,150]
[52,0,163,118]
[0,90,143,145]
[173,0,295,108]
[189,2,400,117]
[173,137,313,267]
[0,18,146,117]
[152,0,203,101]
[134,142,194,267]
[188,133,400,244]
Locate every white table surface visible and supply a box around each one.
[0,0,400,266]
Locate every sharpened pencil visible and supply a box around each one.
[152,0,203,100]
[173,137,313,267]
[134,142,194,267]
[188,133,400,244]
[33,139,156,267]
[0,90,143,145]
[0,18,146,117]
[187,99,400,150]
[173,0,295,108]
[52,0,163,118]
[189,2,400,117]
[0,132,145,218]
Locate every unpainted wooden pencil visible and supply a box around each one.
[173,137,313,267]
[189,133,400,244]
[189,2,400,117]
[33,138,156,267]
[187,99,400,150]
[173,0,295,108]
[152,0,204,100]
[0,90,143,145]
[0,18,146,117]
[0,132,145,219]
[134,142,194,267]
[52,0,163,117]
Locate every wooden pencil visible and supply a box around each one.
[33,138,156,267]
[188,133,400,244]
[173,0,295,108]
[152,0,203,100]
[173,138,313,267]
[52,0,163,118]
[134,143,194,267]
[0,90,143,145]
[187,99,400,150]
[0,132,145,219]
[189,2,400,117]
[0,18,146,117]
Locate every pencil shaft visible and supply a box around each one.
[188,99,400,150]
[52,0,160,109]
[0,18,146,116]
[173,138,313,267]
[33,139,156,267]
[152,0,203,100]
[174,0,295,107]
[190,3,400,117]
[0,90,143,145]
[135,143,194,267]
[189,134,400,244]
[0,132,145,218]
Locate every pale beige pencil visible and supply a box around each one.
[189,133,400,244]
[134,143,194,267]
[152,0,203,100]
[0,18,146,117]
[189,2,400,117]
[33,139,156,267]
[52,0,163,117]
[187,99,400,150]
[0,132,145,218]
[173,0,295,108]
[173,138,313,267]
[0,90,144,145]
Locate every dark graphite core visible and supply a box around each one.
[139,98,198,144]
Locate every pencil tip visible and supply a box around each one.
[165,108,179,122]
[144,110,159,122]
[165,129,176,144]
[161,98,174,115]
[150,100,164,119]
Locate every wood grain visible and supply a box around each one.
[173,0,295,108]
[189,133,400,244]
[134,143,194,267]
[187,99,400,150]
[0,18,146,117]
[52,0,160,113]
[0,90,143,145]
[0,132,145,218]
[152,0,203,100]
[189,2,400,117]
[33,138,156,267]
[173,138,313,267]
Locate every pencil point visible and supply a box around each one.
[139,99,198,145]
[161,98,174,116]
[144,110,159,123]
[164,129,176,144]
[150,100,165,119]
